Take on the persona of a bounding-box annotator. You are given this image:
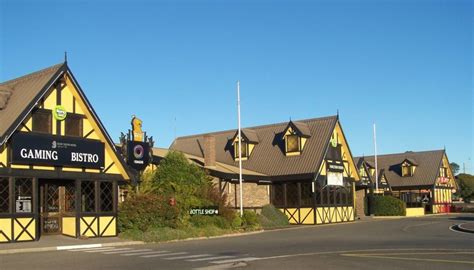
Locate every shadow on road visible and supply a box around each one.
[449,216,474,222]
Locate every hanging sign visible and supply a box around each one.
[127,141,150,171]
[10,132,105,169]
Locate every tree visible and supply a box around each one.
[456,173,474,203]
[450,162,460,175]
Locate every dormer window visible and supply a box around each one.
[234,140,249,159]
[286,133,300,153]
[231,128,258,161]
[283,121,311,156]
[439,167,448,178]
[401,159,417,177]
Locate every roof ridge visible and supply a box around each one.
[355,149,444,159]
[174,115,337,141]
[0,63,64,86]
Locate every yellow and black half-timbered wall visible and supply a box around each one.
[355,150,456,215]
[0,63,130,243]
[169,116,360,225]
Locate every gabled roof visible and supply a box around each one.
[152,148,267,181]
[0,63,65,144]
[287,121,311,137]
[170,116,338,178]
[355,150,445,188]
[231,128,260,144]
[0,63,131,180]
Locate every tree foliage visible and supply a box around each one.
[457,173,474,203]
[450,162,460,175]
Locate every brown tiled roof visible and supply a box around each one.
[152,148,266,180]
[291,121,311,137]
[0,63,64,143]
[355,150,445,188]
[170,116,338,178]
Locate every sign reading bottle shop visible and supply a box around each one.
[10,132,105,169]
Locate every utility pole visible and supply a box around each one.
[373,123,378,193]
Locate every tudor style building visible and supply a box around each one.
[0,63,131,243]
[355,150,457,215]
[165,116,360,225]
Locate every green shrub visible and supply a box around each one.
[242,210,260,229]
[372,195,406,216]
[118,193,179,232]
[258,204,289,228]
[231,214,243,228]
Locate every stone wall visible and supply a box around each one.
[217,179,270,208]
[355,189,366,217]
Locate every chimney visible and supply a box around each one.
[204,135,216,168]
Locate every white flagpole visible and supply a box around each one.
[237,81,243,217]
[373,123,379,193]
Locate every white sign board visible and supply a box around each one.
[327,172,343,186]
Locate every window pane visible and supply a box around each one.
[15,178,32,213]
[81,181,95,212]
[234,141,248,158]
[65,183,75,212]
[286,183,298,207]
[286,135,299,153]
[100,182,113,212]
[32,110,52,133]
[65,116,83,137]
[272,184,284,206]
[0,178,9,213]
[300,182,313,207]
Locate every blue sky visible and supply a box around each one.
[1,0,472,173]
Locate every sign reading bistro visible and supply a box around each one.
[10,132,105,169]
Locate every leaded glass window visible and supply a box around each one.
[0,177,9,213]
[234,141,248,159]
[81,181,95,212]
[100,182,113,212]
[286,134,300,153]
[300,182,313,207]
[272,184,284,206]
[65,184,75,212]
[286,183,299,207]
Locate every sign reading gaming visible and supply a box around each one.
[11,132,105,169]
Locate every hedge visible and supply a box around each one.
[372,195,406,216]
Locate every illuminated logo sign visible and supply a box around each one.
[127,141,150,170]
[53,105,67,121]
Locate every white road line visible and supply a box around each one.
[85,248,129,253]
[187,255,235,262]
[211,257,260,264]
[121,250,169,257]
[83,248,119,253]
[164,254,211,260]
[114,249,152,255]
[141,252,187,258]
[69,247,116,252]
[102,248,135,254]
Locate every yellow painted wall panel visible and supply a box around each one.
[61,86,75,113]
[405,208,425,217]
[11,164,30,169]
[348,207,354,221]
[80,217,98,237]
[99,216,116,236]
[62,167,83,172]
[14,218,35,241]
[62,217,76,237]
[0,147,7,167]
[32,166,55,171]
[0,218,12,242]
[43,89,57,110]
[299,208,315,224]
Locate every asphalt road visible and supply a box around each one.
[1,214,473,270]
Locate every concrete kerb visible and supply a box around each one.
[0,241,144,255]
[457,223,474,234]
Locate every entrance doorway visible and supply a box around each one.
[39,179,76,235]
